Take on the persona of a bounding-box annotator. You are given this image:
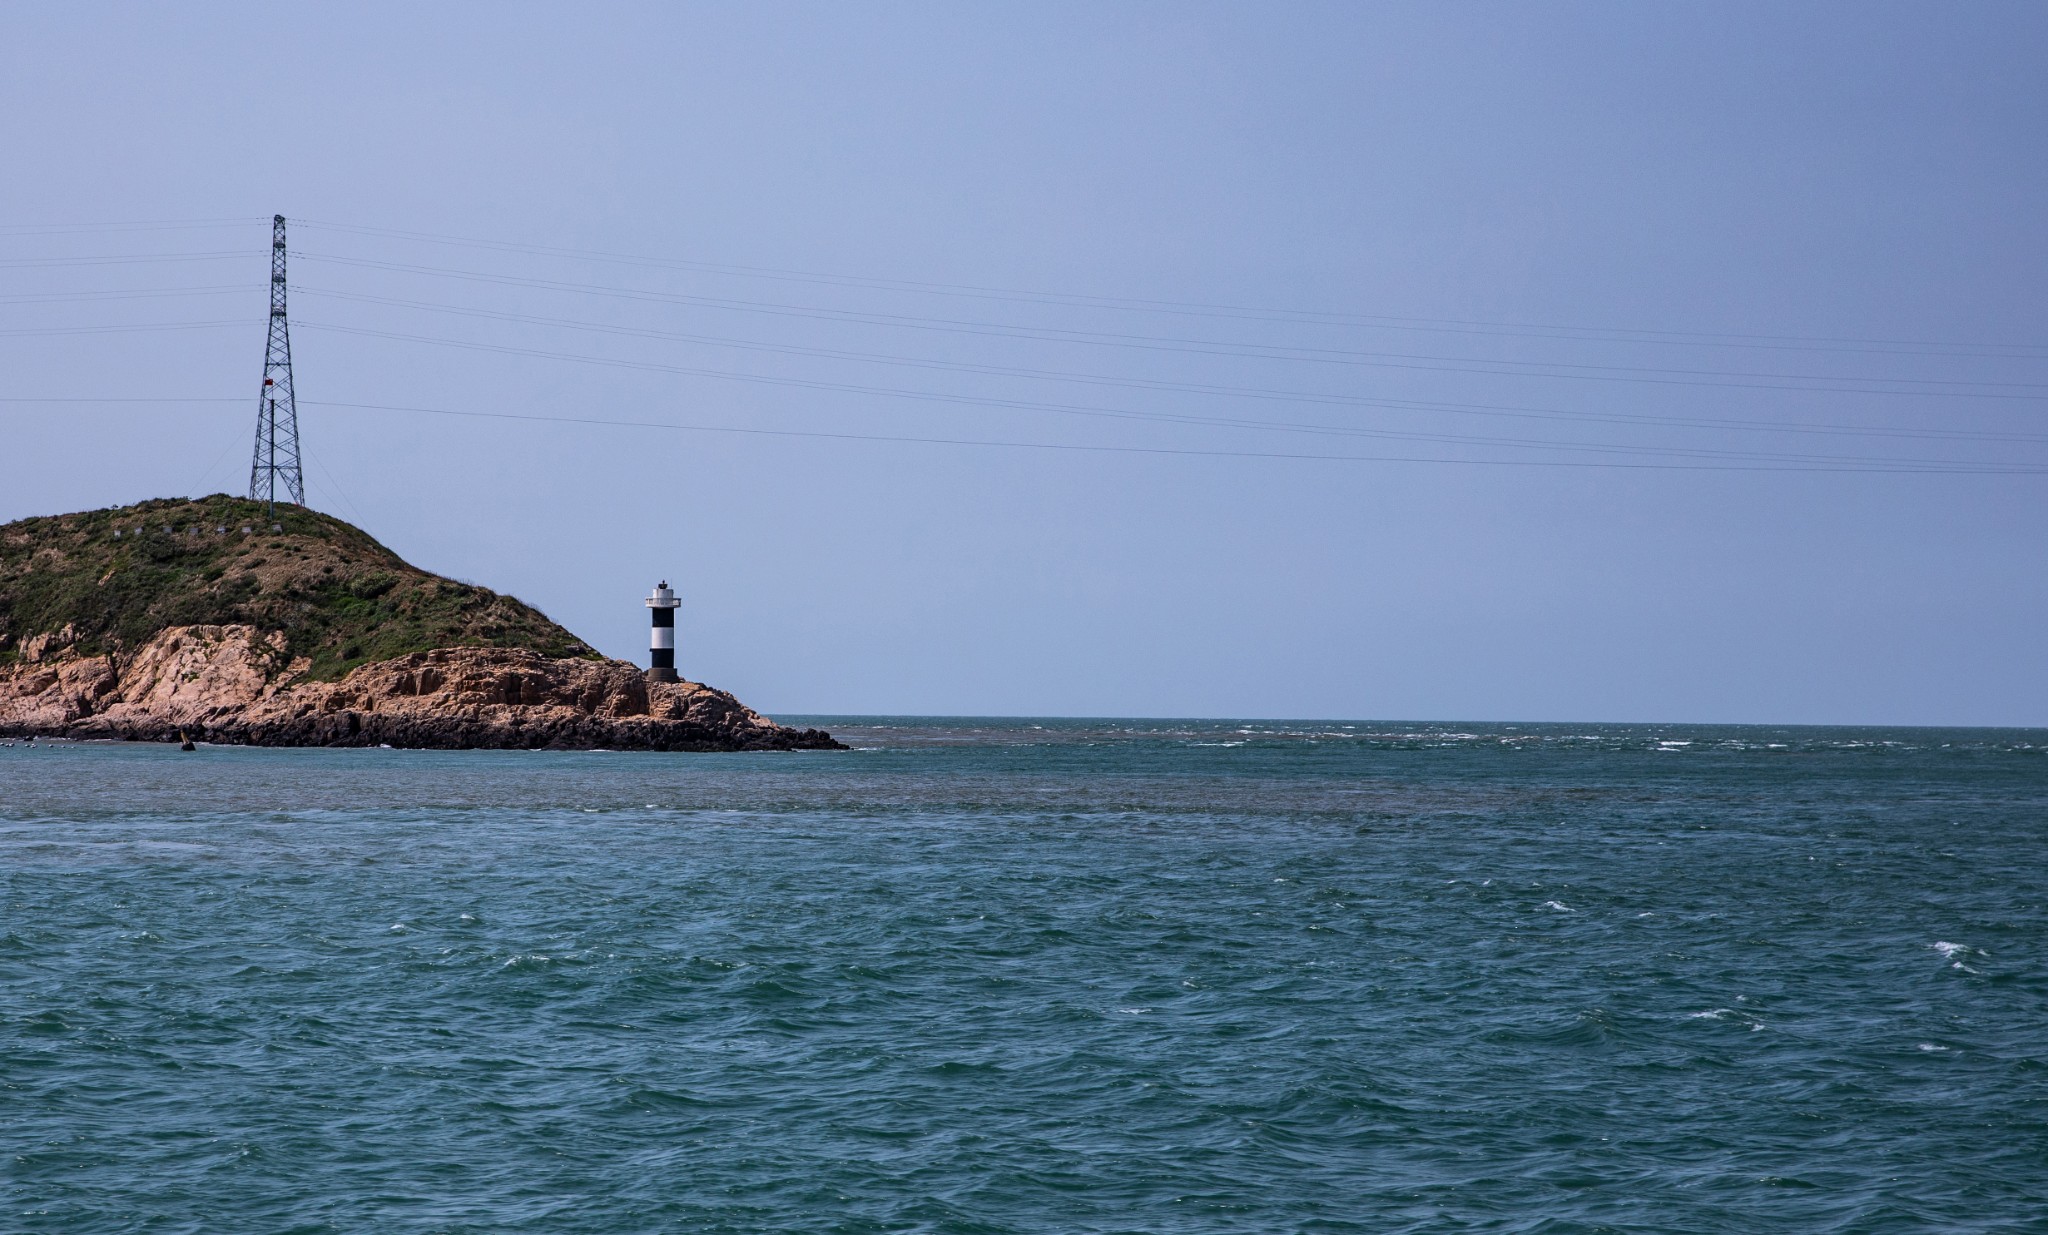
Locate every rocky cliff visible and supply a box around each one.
[0,499,841,752]
[0,624,840,750]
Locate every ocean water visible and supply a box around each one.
[2,719,2044,1234]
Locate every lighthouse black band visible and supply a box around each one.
[649,597,677,675]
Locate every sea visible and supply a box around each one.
[2,719,2044,1233]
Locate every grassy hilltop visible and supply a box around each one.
[0,496,597,681]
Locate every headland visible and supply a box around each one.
[0,496,841,751]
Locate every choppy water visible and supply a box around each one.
[3,719,2045,1233]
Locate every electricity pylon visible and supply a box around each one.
[249,214,304,511]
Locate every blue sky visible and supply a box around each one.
[2,2,2044,723]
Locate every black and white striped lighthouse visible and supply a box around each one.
[646,581,681,683]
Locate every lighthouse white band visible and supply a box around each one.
[650,627,675,650]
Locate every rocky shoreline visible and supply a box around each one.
[0,625,842,752]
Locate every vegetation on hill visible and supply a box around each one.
[0,496,598,680]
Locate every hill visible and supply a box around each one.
[0,496,595,681]
[0,497,839,751]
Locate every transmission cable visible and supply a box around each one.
[290,218,2048,359]
[291,251,2047,399]
[291,286,2048,446]
[289,322,2038,470]
[292,400,2048,475]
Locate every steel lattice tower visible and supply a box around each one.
[249,214,304,510]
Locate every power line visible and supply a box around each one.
[0,285,250,305]
[0,321,250,337]
[292,251,2048,399]
[0,218,266,235]
[190,418,252,495]
[292,218,2048,359]
[297,400,2048,475]
[0,251,255,269]
[2,219,2040,478]
[291,286,2048,446]
[2,390,2033,473]
[16,383,2045,452]
[4,220,2037,362]
[3,275,2024,445]
[15,384,2041,466]
[305,450,372,529]
[287,324,2038,471]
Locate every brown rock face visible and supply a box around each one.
[0,625,842,752]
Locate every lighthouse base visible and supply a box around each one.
[646,667,680,684]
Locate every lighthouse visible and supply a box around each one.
[645,581,681,683]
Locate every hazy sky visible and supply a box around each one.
[3,3,2044,724]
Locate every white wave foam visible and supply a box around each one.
[1931,941,1983,959]
[1541,900,1573,912]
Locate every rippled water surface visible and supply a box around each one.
[3,719,2045,1232]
